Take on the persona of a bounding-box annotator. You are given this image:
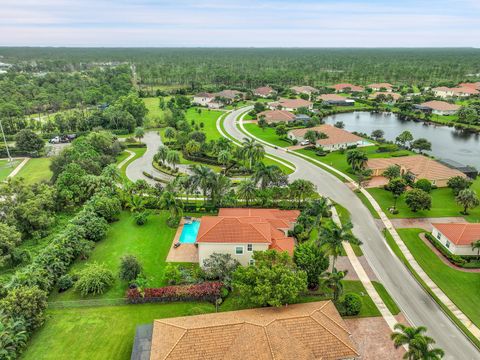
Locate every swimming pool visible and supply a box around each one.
[179,221,200,244]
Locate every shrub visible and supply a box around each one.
[126,282,223,304]
[88,194,122,222]
[134,211,149,225]
[72,209,109,242]
[202,253,240,289]
[376,144,399,153]
[57,274,74,292]
[341,293,362,316]
[74,263,114,296]
[119,255,143,282]
[424,233,466,266]
[414,179,432,193]
[163,263,183,285]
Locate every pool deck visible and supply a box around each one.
[166,218,199,263]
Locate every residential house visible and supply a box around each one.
[288,125,370,150]
[415,100,460,115]
[331,83,365,93]
[254,86,276,98]
[371,92,402,103]
[458,82,480,91]
[268,98,313,111]
[192,92,216,107]
[216,89,245,101]
[196,208,299,266]
[433,86,479,98]
[318,94,355,106]
[193,90,244,108]
[366,155,466,187]
[143,301,359,360]
[432,223,480,256]
[290,85,319,96]
[367,83,393,92]
[257,109,296,124]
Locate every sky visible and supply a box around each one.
[0,0,479,47]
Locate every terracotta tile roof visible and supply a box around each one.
[372,92,402,100]
[367,155,466,182]
[254,86,275,96]
[257,110,296,123]
[367,83,393,89]
[459,82,480,90]
[288,125,363,147]
[420,100,460,111]
[194,92,215,98]
[291,86,318,94]
[216,90,244,99]
[433,86,479,95]
[331,83,364,92]
[270,98,313,110]
[433,223,480,246]
[149,301,359,360]
[318,94,350,102]
[197,208,299,255]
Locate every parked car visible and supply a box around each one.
[300,140,310,146]
[49,134,76,144]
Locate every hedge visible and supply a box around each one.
[424,233,467,267]
[126,282,223,304]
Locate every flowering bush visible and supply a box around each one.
[126,282,223,304]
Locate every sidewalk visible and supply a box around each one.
[7,157,29,178]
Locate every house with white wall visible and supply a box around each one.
[431,223,480,256]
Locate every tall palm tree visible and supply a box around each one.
[237,180,257,207]
[321,269,347,302]
[241,138,265,169]
[166,150,180,170]
[391,324,444,360]
[346,149,368,172]
[210,173,232,207]
[178,176,195,207]
[155,145,169,165]
[319,221,361,270]
[160,191,183,221]
[253,163,279,189]
[391,324,429,349]
[189,165,214,205]
[289,179,316,207]
[217,150,232,172]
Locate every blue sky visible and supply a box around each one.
[1,0,479,47]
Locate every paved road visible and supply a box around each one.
[223,107,479,359]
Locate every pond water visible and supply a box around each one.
[323,111,480,169]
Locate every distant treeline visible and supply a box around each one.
[1,47,480,87]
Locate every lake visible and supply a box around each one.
[323,111,480,169]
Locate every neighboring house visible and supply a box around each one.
[415,100,460,115]
[290,85,319,96]
[458,82,480,91]
[192,92,216,107]
[371,92,402,103]
[318,94,355,106]
[193,90,244,108]
[254,86,276,98]
[257,109,296,124]
[331,83,365,92]
[366,155,466,187]
[268,98,313,111]
[433,85,479,98]
[432,223,480,256]
[196,208,299,266]
[144,301,359,360]
[216,89,245,101]
[288,124,370,150]
[367,83,393,92]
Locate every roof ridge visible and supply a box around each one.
[196,217,226,242]
[458,223,469,243]
[162,327,187,360]
[309,311,360,357]
[263,326,277,360]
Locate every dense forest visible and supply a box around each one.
[1,47,480,88]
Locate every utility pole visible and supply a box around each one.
[0,118,12,162]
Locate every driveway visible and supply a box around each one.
[222,107,479,359]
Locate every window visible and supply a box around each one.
[235,246,244,255]
[247,244,253,252]
[436,232,441,240]
[445,241,450,249]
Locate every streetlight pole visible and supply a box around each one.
[0,118,12,162]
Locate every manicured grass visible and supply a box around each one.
[0,159,21,181]
[372,281,400,315]
[49,211,177,301]
[143,96,169,122]
[334,204,363,256]
[356,191,380,219]
[341,280,381,317]
[243,123,293,148]
[118,147,146,180]
[263,156,295,175]
[185,107,224,141]
[15,157,52,184]
[368,178,480,222]
[22,302,216,360]
[397,228,480,329]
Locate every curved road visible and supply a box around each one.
[223,107,478,359]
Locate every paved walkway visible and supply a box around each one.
[166,219,199,263]
[387,217,466,231]
[7,157,29,178]
[117,150,135,169]
[335,256,378,281]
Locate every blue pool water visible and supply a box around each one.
[179,221,200,243]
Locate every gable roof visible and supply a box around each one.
[149,301,359,360]
[254,86,275,96]
[372,92,402,100]
[257,109,296,123]
[318,94,350,102]
[367,155,465,181]
[420,100,460,111]
[291,86,318,94]
[433,223,480,246]
[331,83,364,92]
[217,90,244,99]
[368,83,393,89]
[289,125,363,147]
[269,98,313,109]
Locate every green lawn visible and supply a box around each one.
[372,281,400,315]
[22,302,216,360]
[0,159,21,181]
[334,204,363,256]
[117,147,146,180]
[368,177,480,222]
[143,97,169,122]
[243,123,293,148]
[185,107,224,141]
[15,158,52,184]
[49,211,177,301]
[397,228,480,329]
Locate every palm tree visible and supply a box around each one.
[455,189,479,215]
[391,324,444,360]
[321,269,347,302]
[160,191,183,221]
[210,173,232,207]
[155,145,169,165]
[178,176,195,207]
[241,138,265,169]
[217,150,232,172]
[125,194,146,213]
[164,127,176,141]
[289,179,316,207]
[346,149,368,172]
[319,221,362,270]
[253,163,280,189]
[189,165,214,205]
[237,180,257,207]
[134,127,144,142]
[471,240,480,260]
[391,324,429,349]
[166,150,180,170]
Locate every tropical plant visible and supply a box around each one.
[294,242,329,289]
[472,240,480,259]
[119,255,143,282]
[160,191,183,227]
[74,263,114,296]
[405,189,431,212]
[0,311,28,359]
[346,149,368,172]
[166,150,180,170]
[319,221,361,270]
[386,177,407,210]
[189,164,214,205]
[289,179,316,207]
[134,127,144,142]
[321,269,348,302]
[455,189,479,215]
[253,163,287,189]
[202,253,240,289]
[391,324,444,360]
[155,145,169,165]
[447,176,472,196]
[237,180,257,207]
[383,165,401,180]
[241,138,265,169]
